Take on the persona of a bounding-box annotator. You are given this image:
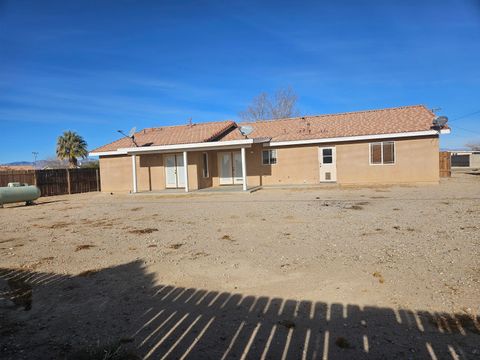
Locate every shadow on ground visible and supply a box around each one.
[1,261,478,359]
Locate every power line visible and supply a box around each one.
[452,126,480,136]
[450,109,480,122]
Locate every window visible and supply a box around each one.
[370,141,395,165]
[202,152,209,178]
[262,149,277,165]
[322,148,333,164]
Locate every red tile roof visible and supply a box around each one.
[240,105,438,142]
[92,105,442,153]
[92,120,236,153]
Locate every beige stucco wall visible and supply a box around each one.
[99,136,440,192]
[336,136,439,185]
[211,137,439,187]
[137,154,165,191]
[99,155,133,192]
[100,152,203,193]
[245,144,320,186]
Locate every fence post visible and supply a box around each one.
[96,169,100,192]
[66,168,71,194]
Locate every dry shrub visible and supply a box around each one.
[169,243,184,250]
[190,251,209,260]
[0,238,16,244]
[129,228,158,235]
[350,205,363,210]
[78,269,99,277]
[75,244,96,252]
[130,207,143,211]
[45,221,74,229]
[221,235,234,241]
[373,271,385,284]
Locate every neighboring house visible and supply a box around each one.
[450,150,480,168]
[90,105,450,193]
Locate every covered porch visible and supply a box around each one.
[123,139,265,193]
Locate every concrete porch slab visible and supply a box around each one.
[132,185,262,196]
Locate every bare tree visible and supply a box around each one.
[239,86,300,121]
[465,141,480,151]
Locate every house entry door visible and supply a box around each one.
[164,154,185,188]
[319,147,337,182]
[218,151,243,185]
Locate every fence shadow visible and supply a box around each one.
[1,261,478,359]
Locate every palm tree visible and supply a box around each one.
[56,131,88,168]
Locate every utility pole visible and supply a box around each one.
[32,152,39,168]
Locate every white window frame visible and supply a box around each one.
[202,152,209,178]
[369,141,396,165]
[262,149,277,165]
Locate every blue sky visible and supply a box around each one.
[1,0,479,163]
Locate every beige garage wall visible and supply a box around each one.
[336,136,439,185]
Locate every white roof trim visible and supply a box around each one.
[89,149,129,156]
[90,129,450,156]
[265,129,449,147]
[90,139,254,157]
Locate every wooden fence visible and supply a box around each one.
[0,169,100,196]
[439,151,451,178]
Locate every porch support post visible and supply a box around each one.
[131,154,138,193]
[183,151,189,192]
[241,147,247,191]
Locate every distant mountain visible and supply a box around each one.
[1,158,97,169]
[1,161,33,166]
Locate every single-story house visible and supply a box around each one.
[450,150,480,168]
[90,105,450,193]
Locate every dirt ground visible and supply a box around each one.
[1,172,479,359]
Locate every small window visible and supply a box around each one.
[370,141,395,165]
[202,152,209,178]
[262,149,277,165]
[322,148,333,164]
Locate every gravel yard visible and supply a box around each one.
[1,172,479,359]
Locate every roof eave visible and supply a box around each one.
[89,139,256,157]
[265,129,449,147]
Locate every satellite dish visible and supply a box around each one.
[433,116,448,128]
[117,127,139,147]
[239,125,253,136]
